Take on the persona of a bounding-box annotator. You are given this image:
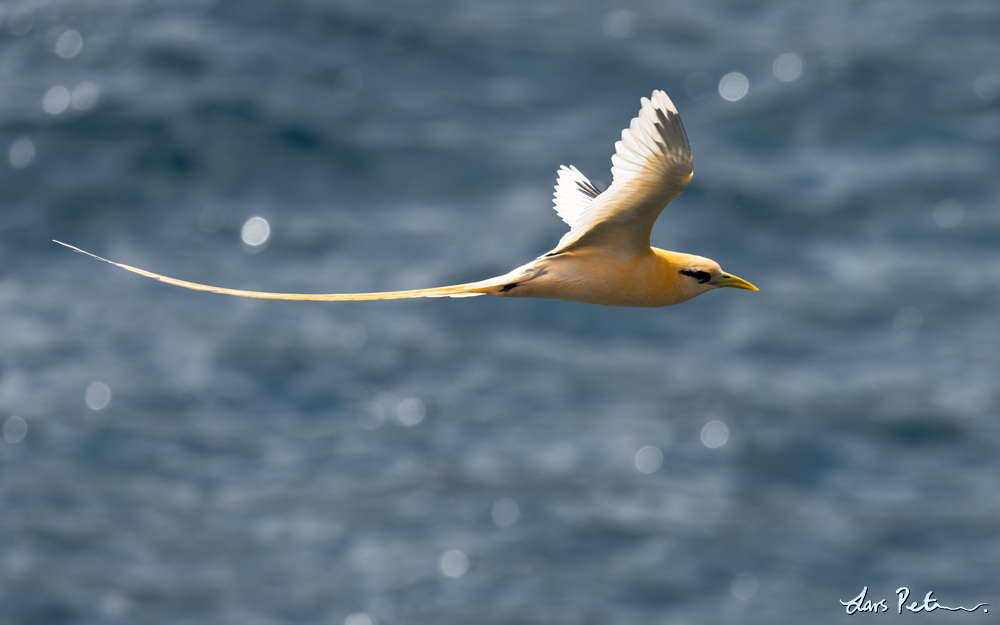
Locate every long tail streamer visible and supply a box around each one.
[53,241,489,301]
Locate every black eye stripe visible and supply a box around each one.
[679,269,711,283]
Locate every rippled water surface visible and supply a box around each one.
[2,1,1000,623]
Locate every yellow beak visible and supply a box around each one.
[711,272,758,291]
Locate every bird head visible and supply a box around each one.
[673,253,758,297]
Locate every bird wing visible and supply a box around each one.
[547,90,693,257]
[551,164,602,227]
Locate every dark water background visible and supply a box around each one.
[2,1,1000,623]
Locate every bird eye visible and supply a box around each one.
[679,269,711,283]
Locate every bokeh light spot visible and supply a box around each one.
[731,572,759,600]
[601,9,635,39]
[3,416,28,444]
[396,398,425,427]
[7,10,33,36]
[933,199,964,228]
[358,412,383,430]
[773,53,804,82]
[55,29,83,58]
[439,549,469,578]
[718,73,749,101]
[491,498,520,526]
[701,421,729,448]
[99,593,130,618]
[85,382,112,410]
[634,445,663,473]
[345,613,374,625]
[9,138,36,169]
[43,85,71,115]
[974,71,1000,101]
[241,216,270,250]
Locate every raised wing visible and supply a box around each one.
[548,90,693,256]
[552,164,602,227]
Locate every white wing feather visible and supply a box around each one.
[551,165,602,228]
[548,90,693,256]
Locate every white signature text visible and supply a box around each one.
[840,587,988,615]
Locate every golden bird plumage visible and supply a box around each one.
[56,90,757,307]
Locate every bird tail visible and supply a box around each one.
[53,241,500,301]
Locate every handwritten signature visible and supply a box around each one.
[841,587,988,615]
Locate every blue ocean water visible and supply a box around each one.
[2,1,999,623]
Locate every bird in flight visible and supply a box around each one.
[56,90,756,307]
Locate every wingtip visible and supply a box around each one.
[651,89,678,114]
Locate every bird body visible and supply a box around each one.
[57,90,757,307]
[487,248,727,308]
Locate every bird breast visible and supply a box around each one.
[502,249,702,308]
